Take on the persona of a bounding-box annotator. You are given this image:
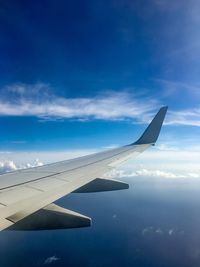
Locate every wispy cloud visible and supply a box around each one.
[0,83,158,122]
[1,82,200,127]
[166,109,200,127]
[11,140,27,144]
[142,226,183,237]
[156,79,200,97]
[152,79,200,126]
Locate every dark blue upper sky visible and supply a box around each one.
[0,0,200,152]
[1,0,199,93]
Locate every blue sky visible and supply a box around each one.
[0,0,200,176]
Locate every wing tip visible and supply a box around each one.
[134,106,168,145]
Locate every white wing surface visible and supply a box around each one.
[0,107,168,231]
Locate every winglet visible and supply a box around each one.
[134,106,168,145]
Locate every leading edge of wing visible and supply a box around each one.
[133,106,168,145]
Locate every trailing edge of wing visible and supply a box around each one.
[134,106,168,145]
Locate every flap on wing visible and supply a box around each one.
[73,178,129,193]
[5,204,91,231]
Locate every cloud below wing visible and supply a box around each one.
[0,159,43,174]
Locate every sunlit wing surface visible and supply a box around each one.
[0,107,168,231]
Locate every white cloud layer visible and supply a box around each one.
[0,161,17,174]
[3,157,198,179]
[0,148,200,179]
[0,159,43,174]
[107,167,200,179]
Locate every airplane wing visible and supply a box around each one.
[0,106,168,231]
